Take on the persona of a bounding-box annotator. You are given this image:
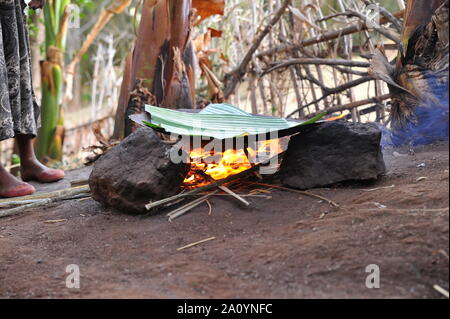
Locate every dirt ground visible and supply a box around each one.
[0,142,448,299]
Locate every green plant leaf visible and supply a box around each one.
[144,104,325,139]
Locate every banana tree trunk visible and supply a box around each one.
[113,0,197,140]
[35,0,70,162]
[113,0,226,139]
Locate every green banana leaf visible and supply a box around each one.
[143,104,325,140]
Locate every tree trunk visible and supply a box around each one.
[113,0,197,140]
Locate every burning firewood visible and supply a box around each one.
[145,151,286,212]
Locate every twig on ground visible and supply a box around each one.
[360,207,449,213]
[219,185,251,206]
[246,182,340,208]
[0,185,90,204]
[167,191,219,222]
[198,171,250,206]
[362,185,395,192]
[202,193,272,199]
[206,200,213,216]
[0,199,45,208]
[0,186,91,218]
[44,219,68,224]
[177,237,216,251]
[0,199,54,218]
[433,285,449,298]
[438,249,449,260]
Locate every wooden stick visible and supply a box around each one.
[218,186,251,206]
[44,219,68,224]
[0,186,91,218]
[0,199,54,218]
[0,193,91,209]
[145,152,285,211]
[433,285,449,298]
[177,237,216,251]
[0,199,45,208]
[438,249,449,260]
[206,199,213,216]
[0,185,90,204]
[70,179,89,187]
[167,191,219,222]
[360,208,449,213]
[362,185,395,192]
[200,193,272,199]
[246,182,340,208]
[198,171,250,206]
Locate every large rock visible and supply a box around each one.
[279,121,386,189]
[89,127,188,213]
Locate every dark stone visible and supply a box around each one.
[89,127,188,214]
[279,121,386,189]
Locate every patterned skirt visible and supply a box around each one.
[0,0,39,141]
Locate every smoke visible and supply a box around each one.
[381,77,449,147]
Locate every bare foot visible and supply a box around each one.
[20,159,65,183]
[15,134,65,183]
[0,169,35,198]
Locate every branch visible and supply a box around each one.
[63,0,132,104]
[344,10,401,45]
[262,58,370,75]
[286,76,373,118]
[223,0,291,98]
[256,9,404,58]
[361,0,403,32]
[300,94,392,119]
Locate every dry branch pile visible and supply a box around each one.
[202,0,407,123]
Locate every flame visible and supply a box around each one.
[184,139,283,188]
[325,113,346,121]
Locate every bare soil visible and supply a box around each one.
[0,142,448,299]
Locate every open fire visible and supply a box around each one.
[183,140,284,189]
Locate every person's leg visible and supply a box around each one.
[16,134,65,183]
[0,163,35,198]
